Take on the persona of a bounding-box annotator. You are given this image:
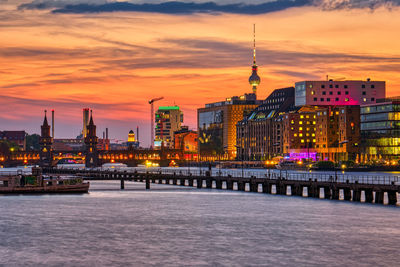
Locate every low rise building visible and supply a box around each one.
[282,106,317,161]
[315,106,360,162]
[236,87,295,160]
[0,131,27,151]
[174,127,198,160]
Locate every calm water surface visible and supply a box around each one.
[1,181,399,266]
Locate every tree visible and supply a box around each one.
[26,134,40,151]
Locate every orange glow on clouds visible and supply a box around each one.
[1,3,400,145]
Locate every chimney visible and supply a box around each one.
[51,109,55,138]
[137,126,139,142]
[103,131,105,140]
[106,128,108,140]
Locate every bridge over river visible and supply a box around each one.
[43,167,400,206]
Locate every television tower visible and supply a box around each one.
[248,24,261,95]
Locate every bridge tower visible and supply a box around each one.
[39,110,54,167]
[85,111,99,168]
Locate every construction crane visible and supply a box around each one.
[149,97,164,148]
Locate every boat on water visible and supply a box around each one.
[275,160,309,171]
[0,167,89,194]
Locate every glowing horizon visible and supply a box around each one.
[1,1,400,146]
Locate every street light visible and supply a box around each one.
[339,140,349,164]
[234,145,244,178]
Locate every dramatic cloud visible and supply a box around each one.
[2,0,400,143]
[18,0,313,14]
[18,0,400,14]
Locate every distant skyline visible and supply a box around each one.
[1,0,400,146]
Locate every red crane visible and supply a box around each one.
[149,97,164,148]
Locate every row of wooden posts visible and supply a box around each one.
[42,168,399,205]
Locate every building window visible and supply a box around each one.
[362,91,366,95]
[335,85,339,88]
[320,98,324,101]
[371,84,375,88]
[329,91,333,95]
[363,98,367,102]
[371,97,375,101]
[321,85,325,88]
[322,91,326,95]
[329,84,333,88]
[313,97,317,101]
[345,91,349,95]
[327,98,331,102]
[311,91,315,95]
[344,85,348,89]
[345,98,349,102]
[335,98,339,101]
[362,84,366,88]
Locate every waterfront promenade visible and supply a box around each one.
[43,167,400,205]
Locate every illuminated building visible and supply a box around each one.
[127,130,139,149]
[361,97,400,161]
[315,106,360,162]
[236,87,295,160]
[174,126,198,160]
[198,94,261,160]
[84,111,98,167]
[155,106,183,148]
[282,106,317,161]
[295,79,385,107]
[0,131,26,151]
[82,108,90,138]
[53,139,83,151]
[39,110,53,167]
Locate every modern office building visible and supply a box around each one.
[360,97,400,161]
[236,87,295,160]
[295,79,385,107]
[198,94,261,160]
[155,106,183,148]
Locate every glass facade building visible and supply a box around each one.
[360,98,400,161]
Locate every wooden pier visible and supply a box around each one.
[43,168,400,205]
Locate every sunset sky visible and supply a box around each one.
[1,0,400,146]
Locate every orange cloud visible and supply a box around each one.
[1,5,400,145]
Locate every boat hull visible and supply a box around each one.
[0,182,90,194]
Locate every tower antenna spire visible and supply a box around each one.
[253,23,256,65]
[249,24,260,95]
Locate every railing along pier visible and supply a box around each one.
[42,167,400,205]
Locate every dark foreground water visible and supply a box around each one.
[1,181,399,266]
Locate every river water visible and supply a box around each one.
[1,180,400,266]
